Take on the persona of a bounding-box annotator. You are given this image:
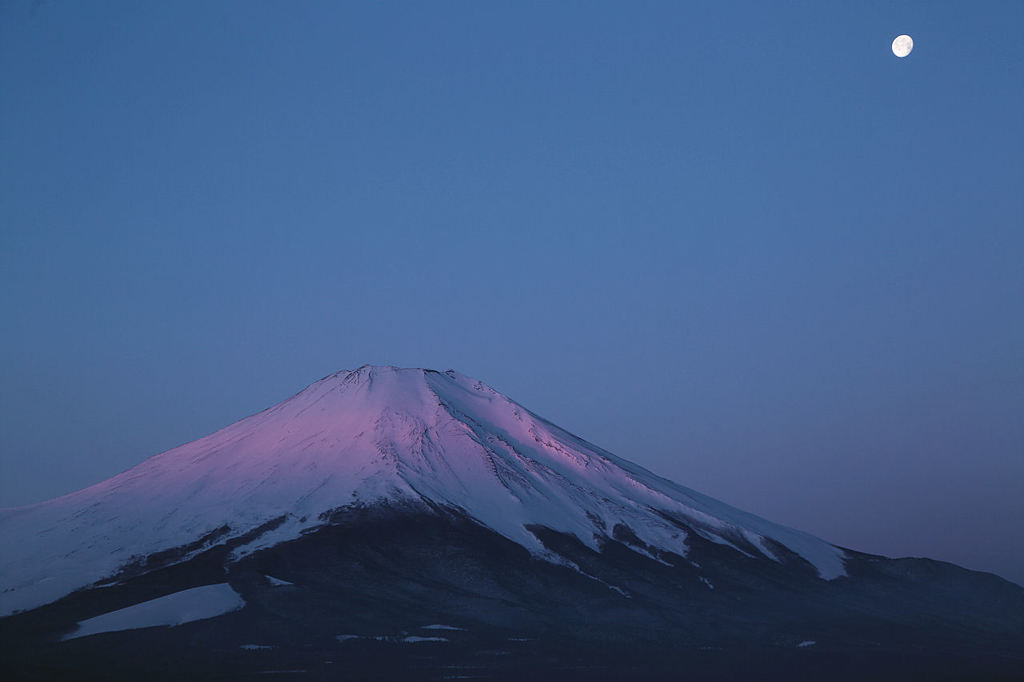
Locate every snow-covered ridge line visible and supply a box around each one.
[0,366,846,617]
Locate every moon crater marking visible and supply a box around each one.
[892,34,913,58]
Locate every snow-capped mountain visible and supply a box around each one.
[1,365,844,617]
[2,366,1022,681]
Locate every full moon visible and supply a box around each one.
[892,34,913,58]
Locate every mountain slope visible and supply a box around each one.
[1,366,1023,680]
[0,366,846,617]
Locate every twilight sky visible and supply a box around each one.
[1,1,1022,585]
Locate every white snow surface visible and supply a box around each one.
[0,366,846,616]
[62,583,244,640]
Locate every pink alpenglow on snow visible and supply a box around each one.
[0,366,847,617]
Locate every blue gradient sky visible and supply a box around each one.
[2,1,1022,585]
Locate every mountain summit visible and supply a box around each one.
[2,366,1022,680]
[0,366,843,617]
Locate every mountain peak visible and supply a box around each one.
[0,366,847,617]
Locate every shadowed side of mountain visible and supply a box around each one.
[2,502,1022,681]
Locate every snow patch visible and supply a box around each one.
[264,575,293,587]
[558,557,630,597]
[420,623,465,630]
[623,543,674,566]
[62,583,244,640]
[797,640,817,648]
[241,644,274,650]
[403,636,449,643]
